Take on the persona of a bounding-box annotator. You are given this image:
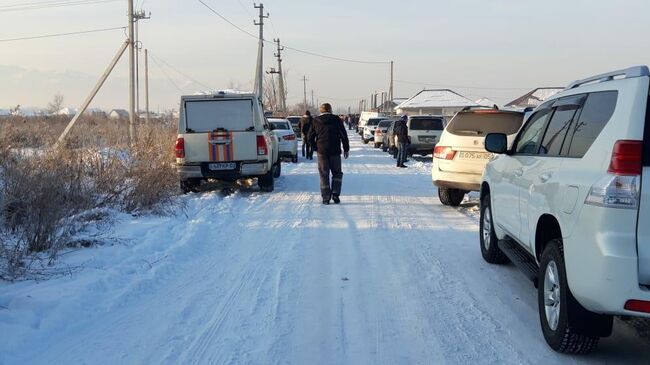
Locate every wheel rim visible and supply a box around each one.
[482,207,492,250]
[543,260,561,331]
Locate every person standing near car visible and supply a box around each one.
[394,115,409,168]
[308,103,350,205]
[299,110,314,159]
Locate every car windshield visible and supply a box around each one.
[447,112,524,136]
[269,121,290,130]
[184,99,254,132]
[378,120,393,127]
[410,118,444,130]
[286,117,301,125]
[367,118,383,126]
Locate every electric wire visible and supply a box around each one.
[197,0,389,65]
[0,0,120,12]
[395,79,532,91]
[149,54,185,94]
[148,52,213,91]
[0,26,126,42]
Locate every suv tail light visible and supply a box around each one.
[585,140,642,209]
[282,134,296,141]
[625,299,650,313]
[257,135,268,155]
[175,137,185,158]
[434,146,456,160]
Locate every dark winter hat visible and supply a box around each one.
[400,114,408,121]
[305,110,311,116]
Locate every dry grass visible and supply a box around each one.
[0,115,180,280]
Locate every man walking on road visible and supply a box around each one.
[394,115,409,168]
[308,103,350,205]
[299,110,314,160]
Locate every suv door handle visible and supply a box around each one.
[539,172,553,183]
[514,168,523,177]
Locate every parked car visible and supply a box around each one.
[383,120,398,155]
[286,116,302,135]
[406,115,445,156]
[357,111,384,135]
[373,119,396,148]
[432,107,525,206]
[362,117,385,144]
[480,66,650,354]
[175,91,280,193]
[268,118,298,163]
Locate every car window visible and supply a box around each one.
[446,112,523,137]
[515,109,552,154]
[270,121,290,130]
[367,119,382,126]
[539,105,580,156]
[185,99,253,132]
[563,91,618,157]
[410,118,444,130]
[378,120,393,128]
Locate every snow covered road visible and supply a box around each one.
[1,132,649,364]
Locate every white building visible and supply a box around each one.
[504,87,563,110]
[109,109,129,120]
[394,89,478,120]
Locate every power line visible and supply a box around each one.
[394,79,532,91]
[0,0,120,12]
[148,52,213,91]
[149,55,185,94]
[0,26,126,42]
[196,0,389,65]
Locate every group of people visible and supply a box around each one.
[296,105,410,205]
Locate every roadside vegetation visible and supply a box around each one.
[0,115,179,280]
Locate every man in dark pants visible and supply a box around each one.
[299,110,314,159]
[308,103,350,205]
[394,115,409,168]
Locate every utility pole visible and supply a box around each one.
[134,9,150,116]
[144,48,150,124]
[311,90,314,109]
[273,38,286,112]
[253,3,269,103]
[128,0,135,143]
[266,68,279,111]
[389,60,394,114]
[302,75,308,109]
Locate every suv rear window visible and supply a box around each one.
[185,99,254,132]
[563,91,618,157]
[378,120,393,127]
[410,118,444,130]
[367,118,383,126]
[447,112,523,137]
[269,121,290,130]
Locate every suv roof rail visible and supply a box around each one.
[460,105,499,112]
[566,65,650,89]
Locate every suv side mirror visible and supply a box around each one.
[485,133,508,154]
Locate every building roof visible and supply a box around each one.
[395,89,478,110]
[475,98,499,108]
[504,87,563,109]
[109,109,129,117]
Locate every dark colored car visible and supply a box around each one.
[373,119,396,148]
[383,120,398,156]
[286,116,302,135]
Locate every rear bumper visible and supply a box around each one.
[431,160,482,191]
[278,151,296,158]
[564,205,650,317]
[177,162,268,180]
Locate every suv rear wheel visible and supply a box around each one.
[438,187,465,206]
[480,193,509,264]
[538,240,609,354]
[258,169,274,192]
[272,160,282,178]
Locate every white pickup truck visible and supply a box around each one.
[175,92,280,193]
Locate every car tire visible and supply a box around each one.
[438,187,465,206]
[180,179,200,194]
[258,170,274,192]
[538,240,608,354]
[292,155,298,163]
[479,193,509,264]
[272,160,282,178]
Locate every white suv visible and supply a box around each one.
[480,66,650,354]
[432,108,524,206]
[175,92,280,193]
[406,115,444,156]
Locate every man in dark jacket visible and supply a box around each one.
[393,115,409,168]
[308,103,350,204]
[299,111,314,159]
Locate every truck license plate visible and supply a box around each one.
[209,162,236,170]
[458,151,493,160]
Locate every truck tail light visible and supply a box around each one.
[625,300,650,313]
[175,137,185,158]
[434,146,455,160]
[585,140,642,209]
[257,135,268,155]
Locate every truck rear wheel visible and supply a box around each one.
[438,187,465,206]
[180,179,200,194]
[272,160,282,178]
[258,170,274,192]
[538,240,611,354]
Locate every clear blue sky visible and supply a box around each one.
[1,0,649,111]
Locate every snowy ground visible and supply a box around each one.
[1,132,649,364]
